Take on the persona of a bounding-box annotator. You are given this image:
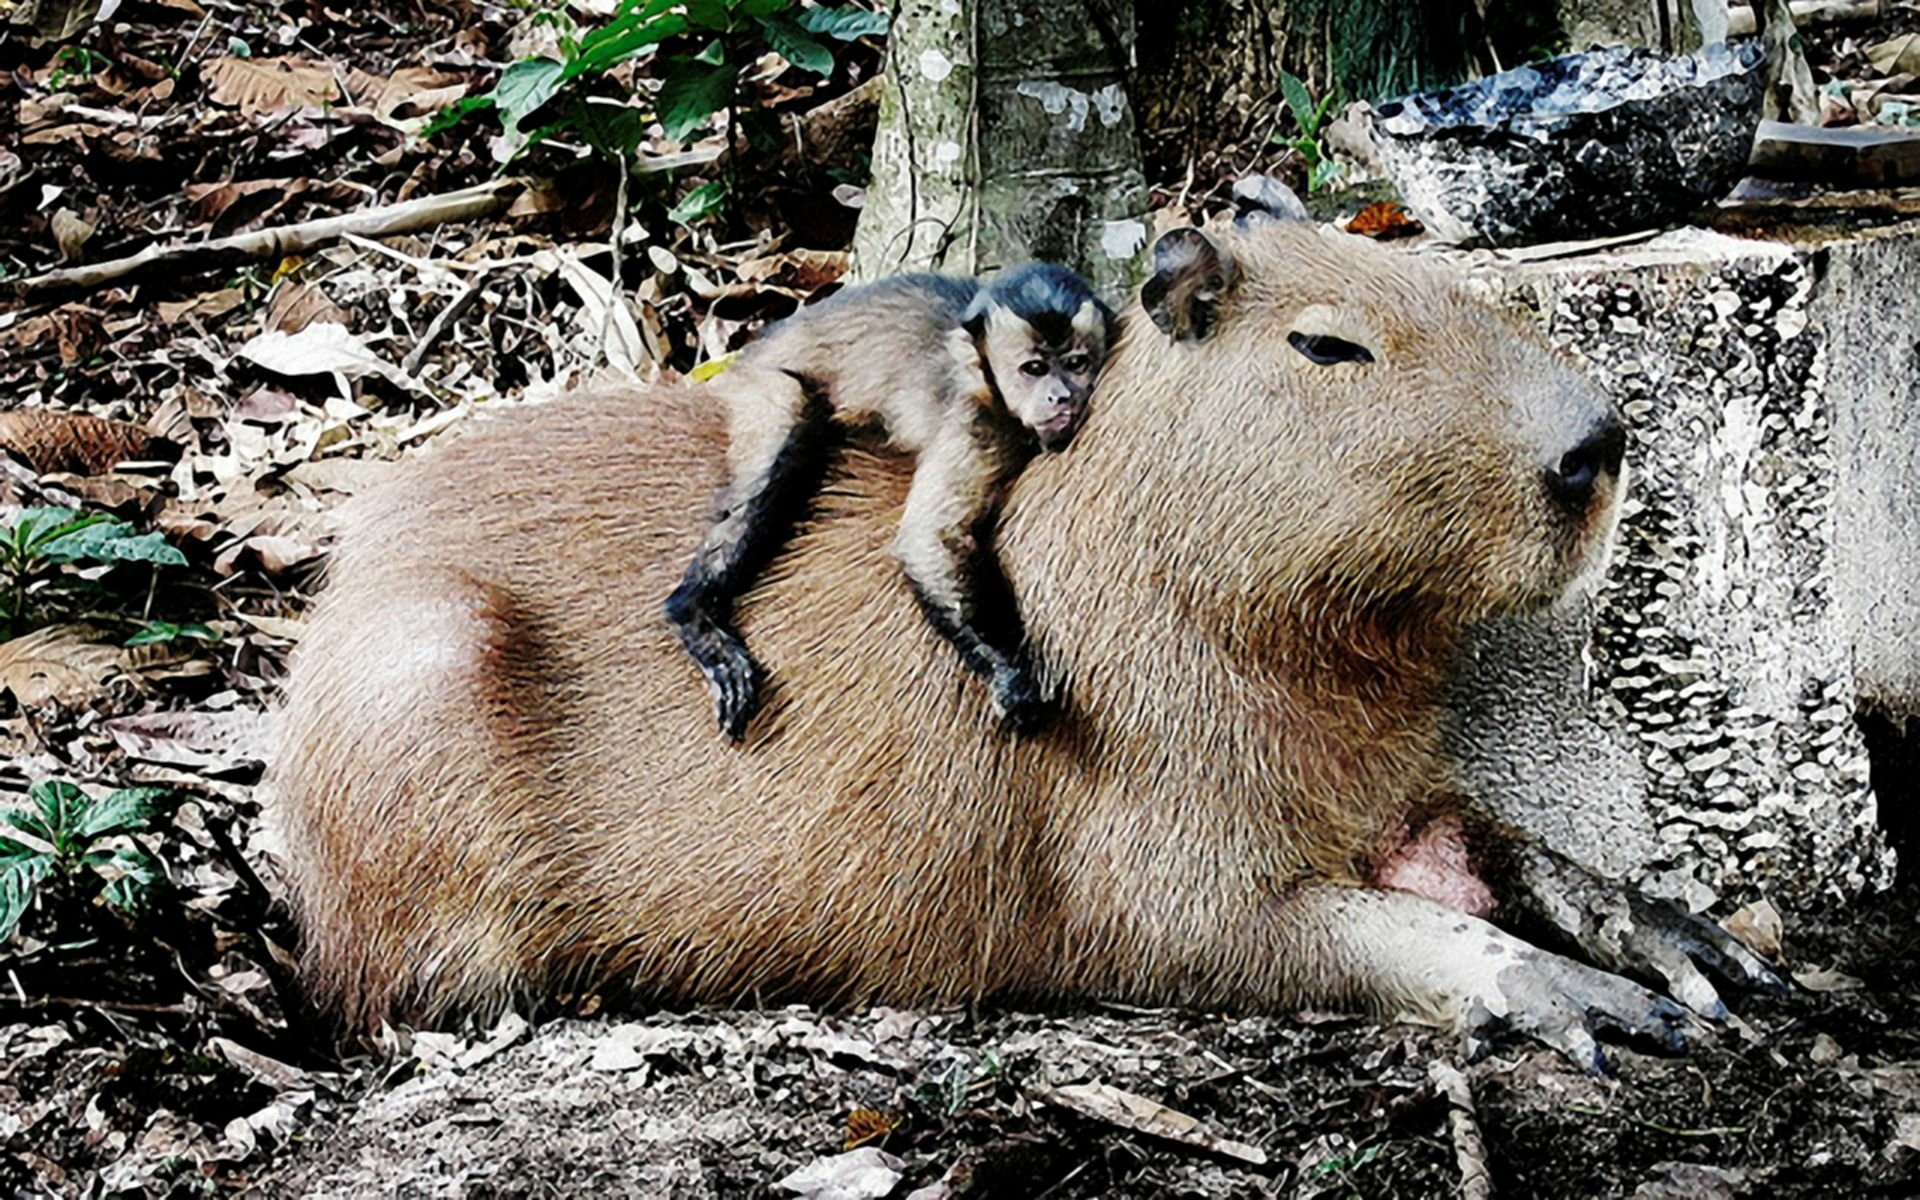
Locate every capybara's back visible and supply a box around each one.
[271,218,1657,1039]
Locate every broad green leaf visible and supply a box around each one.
[74,787,165,841]
[493,57,565,133]
[567,10,686,78]
[694,38,727,65]
[1308,158,1342,192]
[736,0,795,15]
[124,621,220,648]
[669,179,730,225]
[571,97,652,157]
[11,508,107,557]
[420,93,494,137]
[5,809,55,846]
[682,0,732,30]
[1278,70,1317,137]
[656,54,736,143]
[94,846,159,913]
[37,516,186,567]
[755,13,834,76]
[0,854,52,943]
[797,5,889,40]
[28,779,87,852]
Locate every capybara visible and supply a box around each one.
[268,217,1779,1066]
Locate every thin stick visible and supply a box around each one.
[15,178,526,299]
[1430,1060,1493,1200]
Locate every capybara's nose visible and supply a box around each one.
[1545,417,1627,512]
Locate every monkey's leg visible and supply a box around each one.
[666,365,830,740]
[893,426,1048,731]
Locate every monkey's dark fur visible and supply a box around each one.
[665,263,1116,741]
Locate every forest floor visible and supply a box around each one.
[3,2,1920,1197]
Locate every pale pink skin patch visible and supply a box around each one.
[1374,814,1496,918]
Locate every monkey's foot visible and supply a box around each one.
[664,593,762,741]
[1464,937,1702,1074]
[1506,845,1789,1020]
[988,663,1052,733]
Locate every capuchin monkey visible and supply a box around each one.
[666,263,1118,741]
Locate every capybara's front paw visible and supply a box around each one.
[1463,938,1703,1074]
[989,664,1051,733]
[1509,845,1789,1019]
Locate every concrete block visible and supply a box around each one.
[1444,219,1918,912]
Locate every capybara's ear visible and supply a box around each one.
[1230,174,1310,228]
[1141,227,1239,344]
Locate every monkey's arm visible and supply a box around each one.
[893,420,1048,729]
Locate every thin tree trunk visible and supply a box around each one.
[852,0,1148,299]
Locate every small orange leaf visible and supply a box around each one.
[843,1106,902,1151]
[1346,201,1423,240]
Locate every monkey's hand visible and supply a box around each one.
[988,661,1052,733]
[1500,843,1788,1020]
[665,593,763,741]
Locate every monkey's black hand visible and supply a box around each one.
[989,663,1051,733]
[665,588,763,741]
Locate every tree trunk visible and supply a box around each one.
[851,0,1149,299]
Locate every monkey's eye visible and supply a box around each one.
[1063,353,1093,373]
[1019,360,1050,378]
[1287,331,1375,365]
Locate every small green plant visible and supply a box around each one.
[124,620,219,648]
[47,45,110,90]
[912,1047,1003,1116]
[430,0,887,203]
[1275,70,1342,193]
[1,780,169,945]
[1,507,187,637]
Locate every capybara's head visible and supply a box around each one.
[1060,219,1624,648]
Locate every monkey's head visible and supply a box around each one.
[966,263,1116,452]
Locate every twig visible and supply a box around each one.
[1029,1081,1268,1166]
[15,178,526,300]
[401,278,488,376]
[1728,0,1878,36]
[1429,1060,1493,1200]
[597,149,632,369]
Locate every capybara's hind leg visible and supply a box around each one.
[667,365,831,739]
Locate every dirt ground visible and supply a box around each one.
[5,2,1920,1197]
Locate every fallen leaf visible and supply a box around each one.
[843,1106,902,1151]
[1724,898,1784,959]
[343,66,469,122]
[0,410,166,475]
[233,322,422,399]
[1793,967,1864,993]
[0,624,133,707]
[103,710,265,772]
[776,1147,904,1200]
[1867,33,1920,77]
[264,281,353,335]
[1029,1081,1268,1165]
[202,56,341,116]
[50,207,95,261]
[1890,1113,1920,1155]
[1345,200,1423,240]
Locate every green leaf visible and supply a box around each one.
[124,621,220,648]
[567,8,686,78]
[0,853,52,943]
[93,846,159,914]
[73,787,165,842]
[736,0,795,15]
[1308,157,1342,192]
[669,179,729,225]
[10,508,108,558]
[28,779,87,852]
[493,56,565,134]
[570,97,652,158]
[754,13,834,76]
[682,0,732,30]
[1278,70,1318,137]
[656,54,736,143]
[796,5,890,40]
[36,514,186,566]
[420,93,494,137]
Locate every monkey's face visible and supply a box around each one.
[979,301,1111,452]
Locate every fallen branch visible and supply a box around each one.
[14,177,527,300]
[1727,0,1878,36]
[1429,1060,1493,1200]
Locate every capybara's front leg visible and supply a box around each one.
[1283,886,1700,1073]
[1487,840,1790,1019]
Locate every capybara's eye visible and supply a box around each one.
[1287,332,1375,366]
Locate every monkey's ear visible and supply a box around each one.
[961,292,993,339]
[1141,227,1238,344]
[1231,174,1310,228]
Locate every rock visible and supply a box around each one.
[1370,43,1765,247]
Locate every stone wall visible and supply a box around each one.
[1445,219,1919,913]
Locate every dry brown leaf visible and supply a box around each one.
[1868,33,1920,77]
[186,178,301,225]
[1345,201,1423,241]
[343,66,469,121]
[1029,1082,1268,1165]
[842,1106,902,1151]
[264,281,354,335]
[1724,898,1784,959]
[50,207,95,262]
[155,288,249,326]
[50,308,107,368]
[103,710,265,771]
[202,56,341,115]
[734,249,848,294]
[0,624,133,707]
[1793,966,1865,992]
[0,410,165,475]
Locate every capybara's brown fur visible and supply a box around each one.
[269,222,1624,1032]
